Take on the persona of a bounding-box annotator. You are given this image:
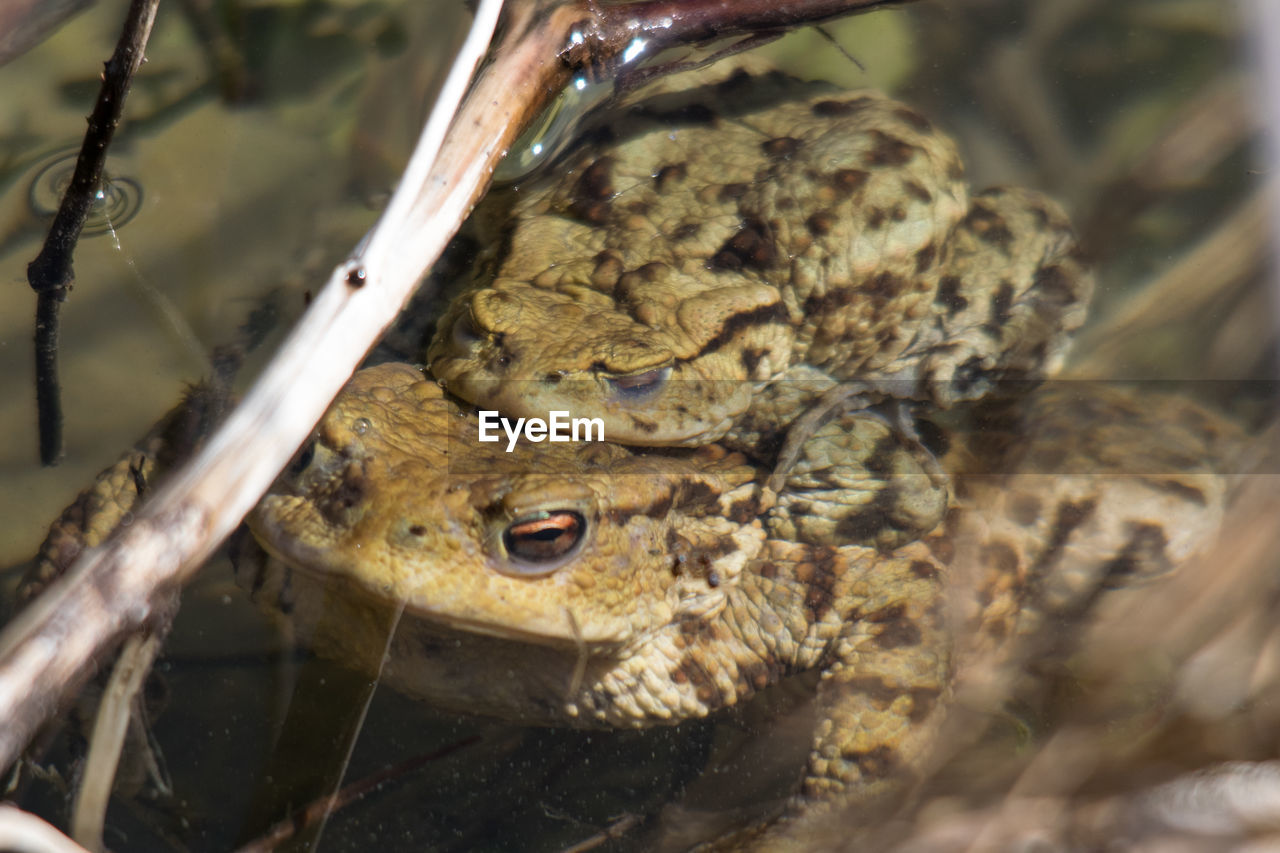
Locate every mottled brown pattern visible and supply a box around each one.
[568,156,615,224]
[691,302,788,357]
[829,167,871,195]
[739,346,766,374]
[903,178,933,203]
[669,221,700,241]
[805,209,837,236]
[711,217,777,271]
[863,130,917,167]
[963,201,1015,252]
[653,162,687,191]
[914,242,937,273]
[762,136,802,158]
[1032,498,1099,580]
[910,560,940,580]
[796,545,841,623]
[934,274,968,315]
[718,182,749,201]
[852,602,920,649]
[892,106,933,132]
[989,280,1015,328]
[1099,522,1171,584]
[811,96,875,116]
[427,68,1092,452]
[1137,476,1208,506]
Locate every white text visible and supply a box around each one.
[478,411,605,452]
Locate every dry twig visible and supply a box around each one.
[69,631,167,853]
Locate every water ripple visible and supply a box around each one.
[27,148,143,236]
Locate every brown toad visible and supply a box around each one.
[244,362,1233,847]
[427,67,1093,447]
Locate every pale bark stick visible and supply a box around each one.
[70,632,166,853]
[0,806,93,853]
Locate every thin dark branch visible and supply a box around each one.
[26,0,161,466]
[32,295,62,467]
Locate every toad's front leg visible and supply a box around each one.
[705,539,951,850]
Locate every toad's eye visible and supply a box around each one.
[607,366,670,401]
[503,510,587,565]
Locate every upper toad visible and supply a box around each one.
[427,68,1093,447]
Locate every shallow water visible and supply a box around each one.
[1,0,1275,850]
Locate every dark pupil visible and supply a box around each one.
[504,511,585,562]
